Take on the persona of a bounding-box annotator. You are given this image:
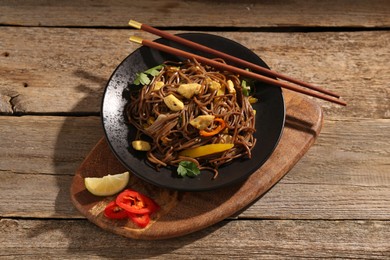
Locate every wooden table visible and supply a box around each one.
[1,1,389,258]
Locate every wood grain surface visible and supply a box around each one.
[1,0,389,28]
[0,27,388,118]
[1,219,389,258]
[1,0,389,258]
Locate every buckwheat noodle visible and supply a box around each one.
[126,58,256,178]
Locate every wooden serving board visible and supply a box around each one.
[70,90,323,240]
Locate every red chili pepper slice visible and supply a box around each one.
[116,189,160,215]
[128,213,151,228]
[104,201,129,219]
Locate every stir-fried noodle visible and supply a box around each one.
[126,58,256,178]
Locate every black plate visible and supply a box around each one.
[101,33,285,191]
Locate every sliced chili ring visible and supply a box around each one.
[128,213,151,228]
[104,201,129,219]
[116,189,159,215]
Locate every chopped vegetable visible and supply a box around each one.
[104,201,129,219]
[189,115,215,130]
[207,79,220,91]
[177,161,200,177]
[103,189,160,228]
[241,79,251,96]
[207,79,226,96]
[153,81,164,91]
[133,73,150,86]
[199,118,226,137]
[145,65,164,76]
[240,71,256,96]
[216,84,226,96]
[226,80,236,94]
[179,143,234,158]
[133,65,164,85]
[163,94,184,111]
[116,189,160,215]
[132,140,151,151]
[128,213,151,228]
[248,96,258,104]
[177,83,201,99]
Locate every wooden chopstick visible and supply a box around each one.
[129,19,342,100]
[130,36,347,106]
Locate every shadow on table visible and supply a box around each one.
[26,69,231,258]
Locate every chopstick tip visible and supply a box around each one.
[337,96,347,106]
[129,20,142,29]
[334,97,347,106]
[129,36,143,44]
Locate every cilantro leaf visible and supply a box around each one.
[177,161,200,178]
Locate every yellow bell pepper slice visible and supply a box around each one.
[179,143,234,158]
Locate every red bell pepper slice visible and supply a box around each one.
[104,201,129,219]
[115,189,160,215]
[199,118,226,137]
[128,213,151,228]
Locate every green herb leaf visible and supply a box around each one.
[133,65,164,86]
[133,73,141,85]
[145,65,164,76]
[241,79,250,96]
[241,68,256,96]
[139,73,151,85]
[177,161,200,178]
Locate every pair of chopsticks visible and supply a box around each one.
[128,20,346,106]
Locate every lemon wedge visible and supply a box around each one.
[84,171,130,196]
